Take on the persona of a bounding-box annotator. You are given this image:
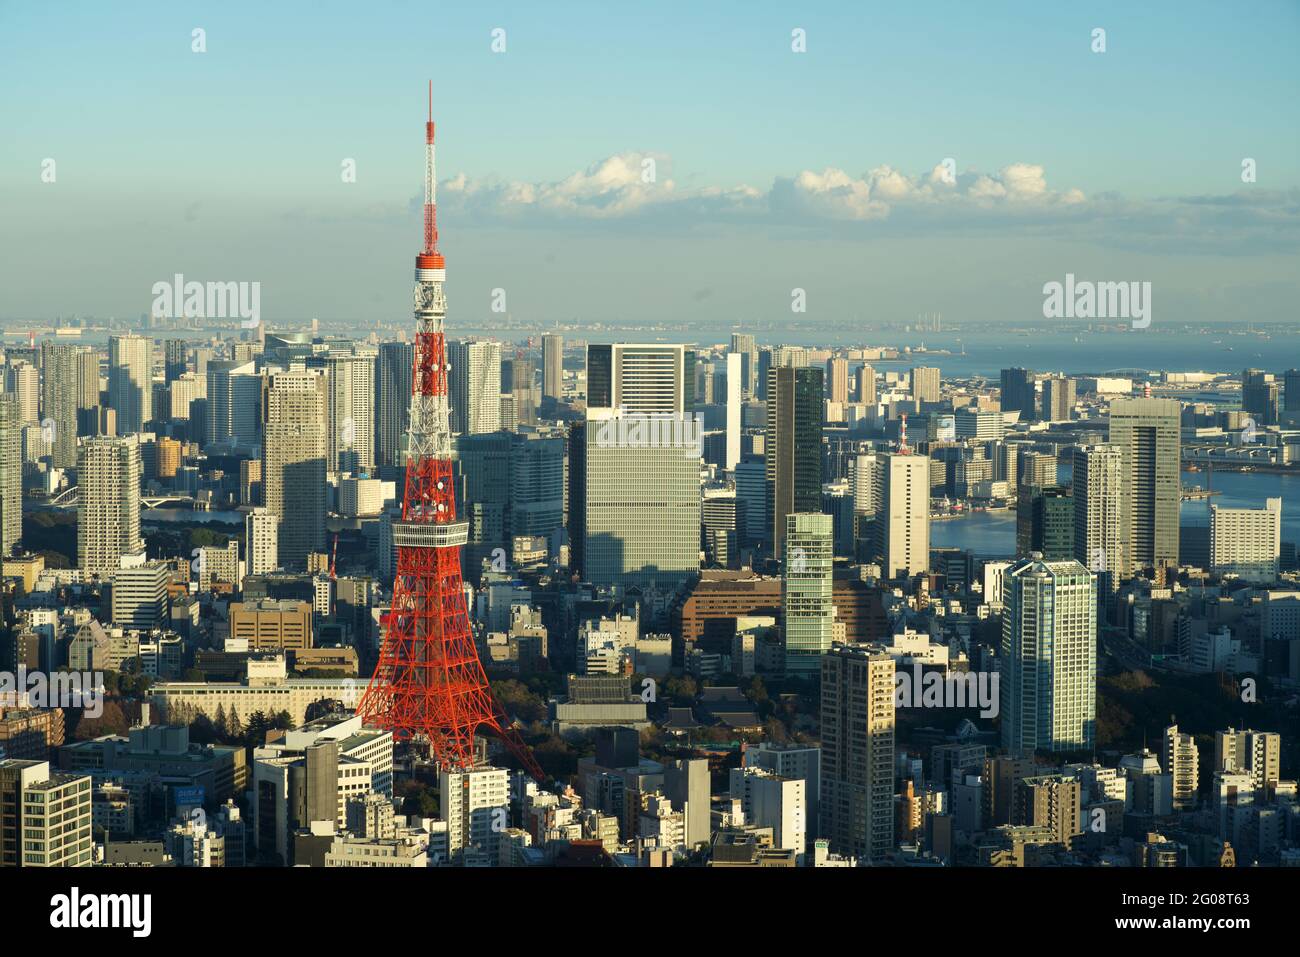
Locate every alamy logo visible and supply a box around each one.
[1042,273,1151,329]
[151,273,261,328]
[593,411,703,460]
[894,664,999,719]
[50,888,151,938]
[0,668,104,718]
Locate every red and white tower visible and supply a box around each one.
[358,85,544,781]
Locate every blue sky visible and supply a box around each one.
[2,1,1297,328]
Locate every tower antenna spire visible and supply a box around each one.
[359,86,542,782]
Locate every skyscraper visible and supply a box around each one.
[1000,367,1036,421]
[541,332,564,402]
[826,357,850,404]
[320,343,378,472]
[1016,484,1074,560]
[910,366,940,405]
[869,451,931,579]
[205,359,261,450]
[1108,397,1180,573]
[1073,444,1127,583]
[164,339,188,383]
[108,334,152,434]
[723,352,741,471]
[75,349,100,437]
[821,643,895,862]
[730,333,757,398]
[585,343,689,414]
[245,506,279,577]
[1039,376,1076,422]
[40,341,80,468]
[376,341,414,468]
[1241,368,1280,426]
[856,363,877,405]
[77,434,144,578]
[262,370,327,568]
[783,513,835,674]
[1284,369,1300,413]
[766,365,823,560]
[0,395,21,556]
[448,339,502,435]
[570,408,700,588]
[3,360,39,424]
[1000,556,1097,754]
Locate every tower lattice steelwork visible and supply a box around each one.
[358,84,544,781]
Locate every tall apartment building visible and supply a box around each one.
[1108,397,1181,572]
[75,349,101,435]
[826,357,850,404]
[77,434,144,577]
[1210,498,1282,582]
[723,352,741,471]
[1164,724,1200,811]
[164,338,187,382]
[1000,557,1097,754]
[448,339,503,435]
[376,340,414,468]
[869,451,931,580]
[821,644,895,862]
[319,343,378,472]
[3,360,39,423]
[766,365,823,560]
[108,334,152,433]
[1019,450,1058,489]
[856,363,877,405]
[542,332,564,402]
[783,513,835,674]
[1039,376,1076,422]
[245,506,279,577]
[1285,369,1300,413]
[40,341,81,468]
[263,370,327,568]
[1073,444,1127,585]
[440,765,509,862]
[0,396,20,556]
[568,410,699,588]
[910,366,940,404]
[586,342,690,414]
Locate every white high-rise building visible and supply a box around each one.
[1164,724,1199,811]
[448,340,502,436]
[439,765,509,862]
[3,360,39,423]
[1210,498,1282,582]
[724,352,741,471]
[77,434,144,578]
[1001,557,1097,754]
[870,451,930,579]
[110,562,169,630]
[108,334,152,434]
[729,767,807,862]
[587,343,689,414]
[245,506,279,576]
[263,370,327,568]
[322,344,378,472]
[0,396,21,556]
[783,513,835,674]
[1073,444,1127,583]
[205,359,261,449]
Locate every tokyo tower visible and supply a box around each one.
[358,84,544,781]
